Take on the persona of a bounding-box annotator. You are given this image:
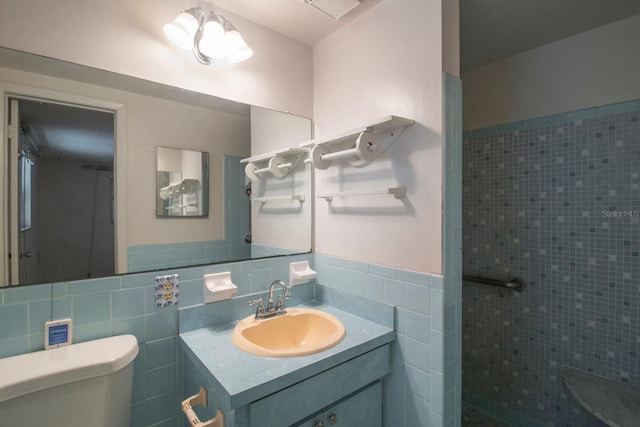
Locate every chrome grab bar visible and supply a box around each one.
[463,275,526,292]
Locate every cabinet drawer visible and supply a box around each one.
[249,344,389,427]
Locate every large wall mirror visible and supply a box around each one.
[0,47,312,287]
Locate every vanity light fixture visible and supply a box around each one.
[164,7,253,65]
[301,0,363,20]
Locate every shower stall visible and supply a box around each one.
[461,100,640,426]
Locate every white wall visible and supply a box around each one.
[123,93,250,245]
[249,106,312,253]
[463,14,640,131]
[313,0,444,273]
[0,65,250,249]
[0,0,313,117]
[442,0,460,77]
[250,107,312,152]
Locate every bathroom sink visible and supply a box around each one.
[231,308,346,357]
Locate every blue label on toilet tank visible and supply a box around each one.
[48,324,69,346]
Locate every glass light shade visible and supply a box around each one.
[164,12,199,50]
[226,31,253,63]
[228,44,253,63]
[224,30,244,51]
[198,17,227,59]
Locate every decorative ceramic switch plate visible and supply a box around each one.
[155,274,179,307]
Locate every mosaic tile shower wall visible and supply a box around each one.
[462,101,640,426]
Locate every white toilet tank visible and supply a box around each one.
[0,334,139,427]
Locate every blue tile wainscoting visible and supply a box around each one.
[0,253,312,427]
[0,252,455,427]
[462,99,640,426]
[250,244,303,258]
[443,72,464,427]
[314,253,456,427]
[127,155,250,272]
[127,239,237,272]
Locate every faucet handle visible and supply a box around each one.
[249,298,266,319]
[249,298,265,311]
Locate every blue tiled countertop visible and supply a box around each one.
[179,301,395,409]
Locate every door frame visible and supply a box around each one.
[0,82,127,285]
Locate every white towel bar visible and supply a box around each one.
[318,186,406,201]
[251,194,305,204]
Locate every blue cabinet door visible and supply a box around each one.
[296,381,381,427]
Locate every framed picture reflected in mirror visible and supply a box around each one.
[156,147,209,217]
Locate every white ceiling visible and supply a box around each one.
[459,0,640,71]
[216,0,640,72]
[18,99,114,164]
[210,0,383,45]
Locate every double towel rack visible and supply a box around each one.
[463,275,526,292]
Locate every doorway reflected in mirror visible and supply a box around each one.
[8,97,115,285]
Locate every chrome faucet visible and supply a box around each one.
[248,280,291,320]
[268,279,290,311]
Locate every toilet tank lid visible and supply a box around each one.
[0,334,139,403]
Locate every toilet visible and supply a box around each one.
[0,334,139,427]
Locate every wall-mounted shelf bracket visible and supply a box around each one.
[301,115,414,148]
[301,115,414,170]
[318,186,406,202]
[241,147,308,181]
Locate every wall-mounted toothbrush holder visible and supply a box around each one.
[289,261,317,287]
[203,272,238,303]
[241,147,308,181]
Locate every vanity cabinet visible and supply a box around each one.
[178,302,395,427]
[294,381,382,427]
[248,344,389,427]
